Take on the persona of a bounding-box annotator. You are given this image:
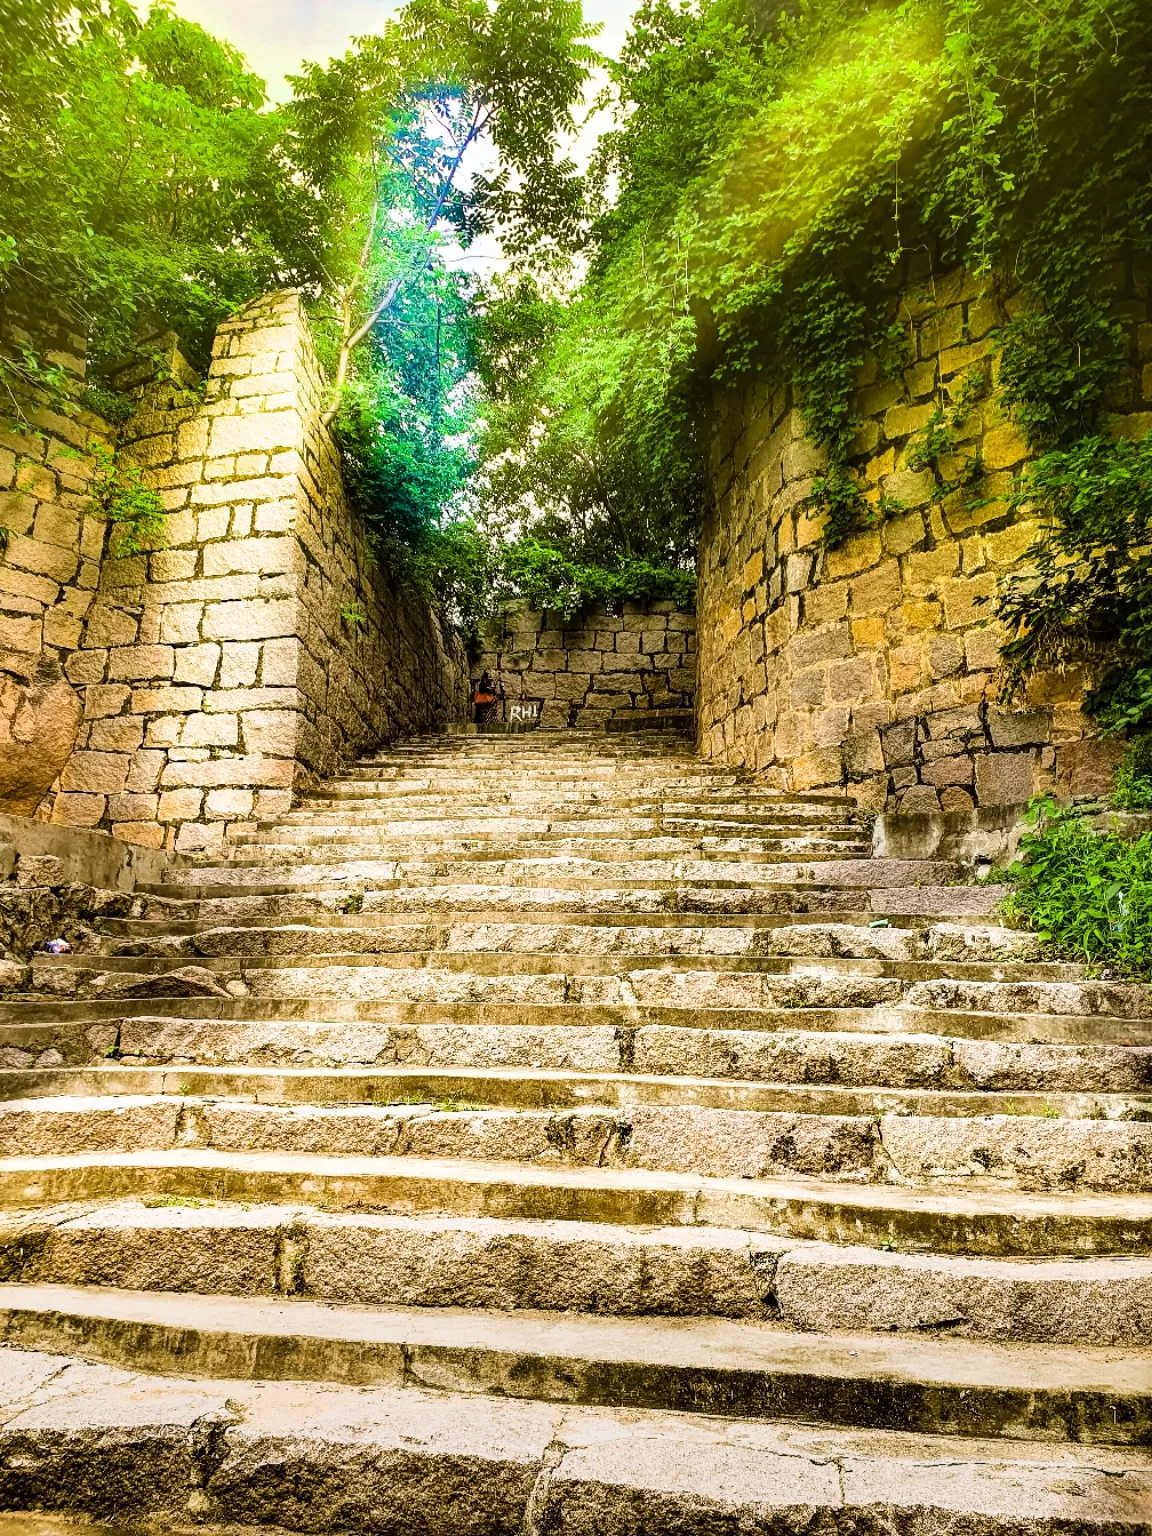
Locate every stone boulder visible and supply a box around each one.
[0,661,83,816]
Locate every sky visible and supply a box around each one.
[170,0,640,276]
[172,0,640,104]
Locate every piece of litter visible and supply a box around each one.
[43,938,72,954]
[868,919,890,929]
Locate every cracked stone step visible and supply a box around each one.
[102,907,1011,940]
[204,838,874,865]
[7,993,1152,1048]
[4,1201,1152,1344]
[91,918,1042,963]
[127,882,1005,919]
[30,963,914,1012]
[44,952,1079,992]
[233,822,866,842]
[5,1015,1147,1096]
[2,1095,1152,1193]
[0,1150,1148,1255]
[0,1347,1146,1535]
[0,1202,782,1320]
[154,858,966,891]
[0,1284,1149,1443]
[17,1095,1152,1191]
[229,819,868,841]
[4,1063,1149,1122]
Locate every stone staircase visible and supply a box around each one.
[0,729,1148,1532]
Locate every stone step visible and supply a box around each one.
[5,1063,1145,1122]
[1,1347,1147,1534]
[0,1149,1147,1254]
[166,858,904,890]
[129,883,1005,921]
[95,918,1043,964]
[10,985,1152,1048]
[151,858,969,892]
[21,957,985,1009]
[2,1094,1151,1193]
[13,983,1152,1056]
[268,811,858,833]
[0,1285,1149,1443]
[7,1013,1148,1097]
[276,795,855,813]
[4,1199,1151,1343]
[106,905,1008,938]
[22,955,1152,1028]
[219,834,871,859]
[67,951,1069,989]
[191,841,873,870]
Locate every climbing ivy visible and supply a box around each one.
[480,0,1152,722]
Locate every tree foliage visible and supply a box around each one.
[0,0,596,569]
[0,0,317,393]
[478,0,1152,702]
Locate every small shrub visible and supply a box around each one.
[1113,736,1152,813]
[995,799,1152,976]
[90,442,166,556]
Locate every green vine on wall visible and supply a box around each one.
[501,0,1152,735]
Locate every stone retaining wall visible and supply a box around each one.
[0,315,114,816]
[473,602,696,729]
[2,293,466,852]
[697,262,1144,809]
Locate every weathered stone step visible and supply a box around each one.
[73,949,1072,991]
[151,857,968,893]
[8,993,1152,1056]
[0,1149,1147,1254]
[105,904,1006,937]
[2,1095,1151,1192]
[5,1199,1151,1343]
[220,834,871,860]
[23,956,957,1010]
[7,1012,1147,1097]
[1,1284,1148,1442]
[195,841,872,871]
[167,857,910,891]
[5,1063,1145,1123]
[130,882,1004,921]
[302,792,855,817]
[269,811,857,833]
[96,918,1040,964]
[2,1347,1147,1534]
[9,988,1152,1049]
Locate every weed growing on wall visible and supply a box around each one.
[1113,738,1152,814]
[997,434,1152,734]
[995,801,1152,978]
[89,443,166,558]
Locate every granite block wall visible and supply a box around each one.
[473,601,696,728]
[2,292,465,852]
[0,314,113,815]
[696,263,1145,809]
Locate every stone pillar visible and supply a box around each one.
[54,291,464,853]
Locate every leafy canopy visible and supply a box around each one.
[478,0,1152,695]
[0,0,597,571]
[0,0,317,390]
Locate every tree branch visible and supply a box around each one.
[321,103,489,429]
